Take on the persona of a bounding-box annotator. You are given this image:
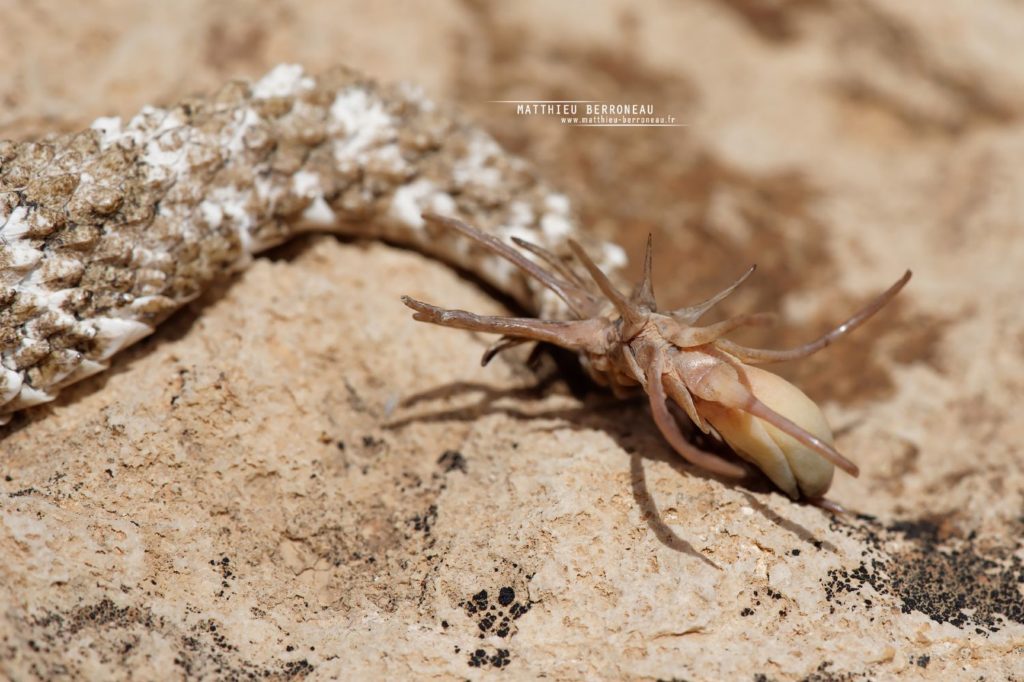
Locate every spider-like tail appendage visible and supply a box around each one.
[403,214,911,504]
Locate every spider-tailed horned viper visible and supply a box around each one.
[0,64,908,504]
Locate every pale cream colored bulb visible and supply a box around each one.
[701,365,835,499]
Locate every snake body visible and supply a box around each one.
[0,64,624,425]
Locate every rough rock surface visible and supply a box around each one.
[2,2,1023,680]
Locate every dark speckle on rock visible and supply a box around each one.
[467,646,510,669]
[823,516,1024,632]
[498,587,515,606]
[437,450,467,474]
[21,599,315,679]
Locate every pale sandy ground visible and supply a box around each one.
[2,2,1024,680]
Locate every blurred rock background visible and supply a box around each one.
[2,2,1023,679]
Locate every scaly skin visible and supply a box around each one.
[0,64,623,424]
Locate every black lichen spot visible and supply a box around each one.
[467,647,510,669]
[452,565,537,667]
[797,660,862,682]
[498,587,515,606]
[282,659,315,677]
[23,599,314,679]
[209,555,237,595]
[823,516,1024,632]
[177,619,314,678]
[508,601,532,619]
[740,607,755,617]
[468,648,487,667]
[915,654,930,668]
[411,505,438,535]
[437,450,467,474]
[489,648,511,668]
[453,575,537,667]
[8,487,37,498]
